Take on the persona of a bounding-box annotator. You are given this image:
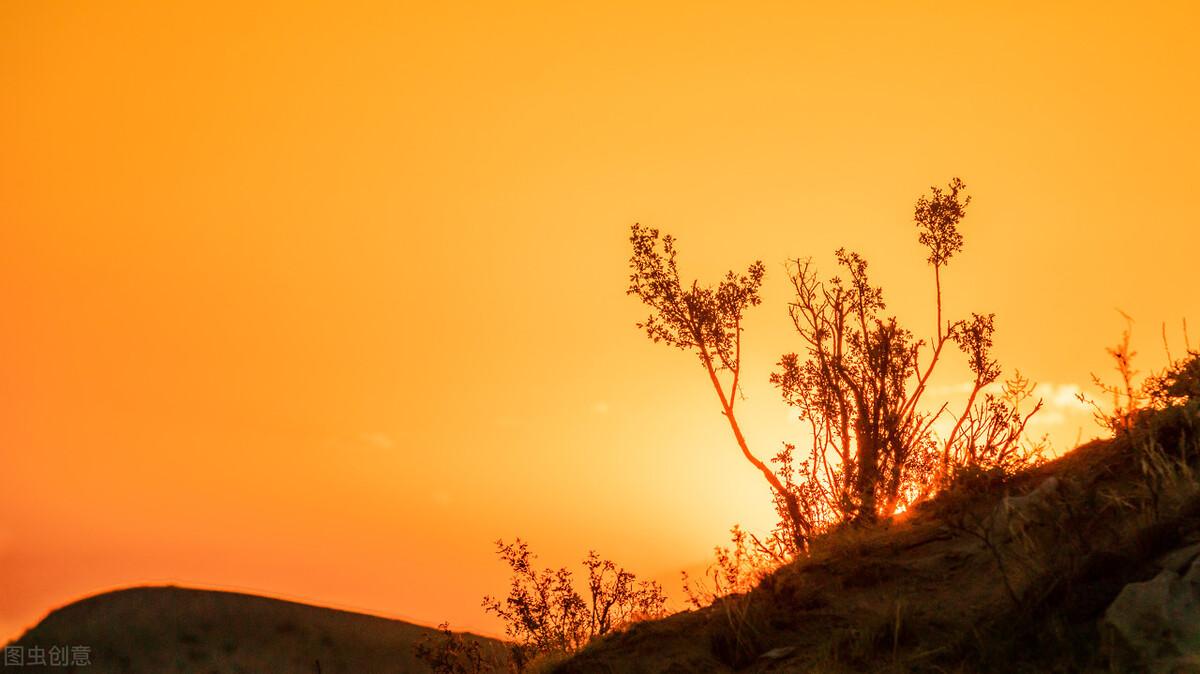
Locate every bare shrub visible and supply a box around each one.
[629,179,1043,557]
[413,623,499,674]
[1078,313,1146,434]
[681,525,782,609]
[943,370,1046,483]
[1079,316,1199,433]
[627,225,809,550]
[1145,344,1200,408]
[771,251,937,529]
[481,539,667,661]
[681,526,781,667]
[1130,349,1200,517]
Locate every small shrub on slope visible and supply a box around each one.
[481,539,667,663]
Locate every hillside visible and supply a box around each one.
[5,586,508,673]
[10,372,1197,673]
[557,400,1200,672]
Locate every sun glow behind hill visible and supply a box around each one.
[3,0,1199,644]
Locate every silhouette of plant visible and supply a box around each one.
[481,539,667,661]
[681,526,780,668]
[413,623,496,674]
[1079,316,1200,434]
[1145,322,1198,408]
[681,525,781,609]
[630,178,1043,554]
[771,250,935,528]
[770,180,1041,535]
[914,176,970,339]
[1077,313,1146,434]
[627,225,809,550]
[943,370,1045,480]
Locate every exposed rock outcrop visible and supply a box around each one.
[1104,548,1200,672]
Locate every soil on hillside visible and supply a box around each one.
[557,430,1200,673]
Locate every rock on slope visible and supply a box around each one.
[6,586,507,673]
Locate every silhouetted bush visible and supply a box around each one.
[681,525,779,667]
[1079,317,1199,433]
[413,623,500,673]
[1146,349,1200,408]
[630,178,1043,556]
[481,539,667,662]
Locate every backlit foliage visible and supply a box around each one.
[943,370,1044,480]
[630,178,1044,556]
[481,539,667,661]
[681,525,782,609]
[771,250,936,528]
[914,176,970,269]
[1147,345,1200,406]
[1081,316,1199,432]
[628,225,809,550]
[1078,313,1145,434]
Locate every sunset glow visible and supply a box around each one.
[3,0,1199,643]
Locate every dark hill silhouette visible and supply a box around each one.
[7,586,507,673]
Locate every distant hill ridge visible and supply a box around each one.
[8,585,507,673]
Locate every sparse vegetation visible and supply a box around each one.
[1079,315,1199,434]
[681,525,780,609]
[626,224,808,549]
[630,179,1044,558]
[1077,312,1146,434]
[463,193,1200,673]
[414,623,499,674]
[555,346,1200,673]
[480,539,667,666]
[680,526,781,669]
[567,183,1200,671]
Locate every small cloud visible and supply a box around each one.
[359,432,395,450]
[591,401,610,415]
[1032,383,1089,412]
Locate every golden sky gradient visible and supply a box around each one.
[3,0,1199,640]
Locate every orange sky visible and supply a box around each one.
[3,0,1199,641]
